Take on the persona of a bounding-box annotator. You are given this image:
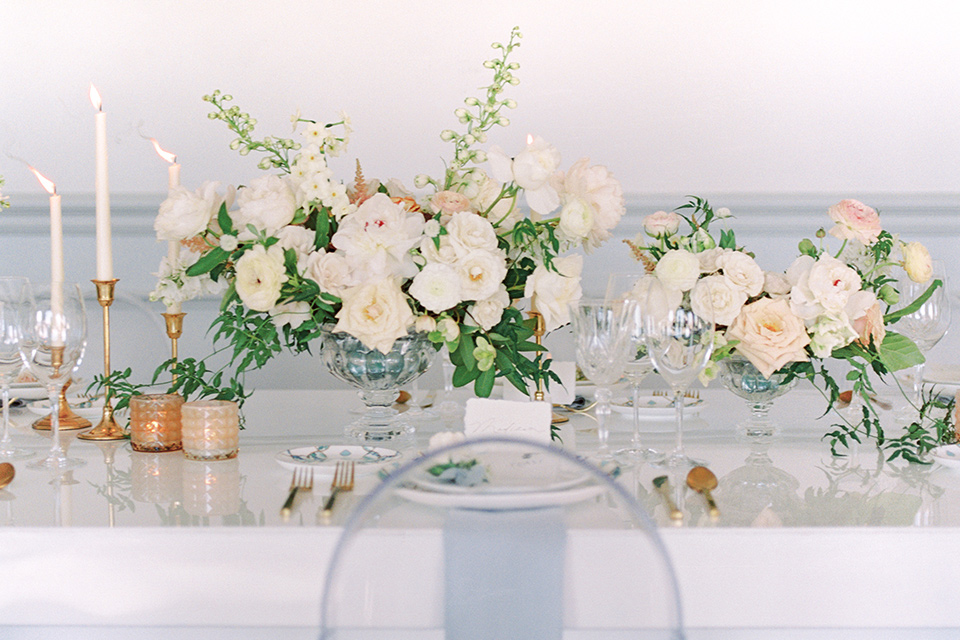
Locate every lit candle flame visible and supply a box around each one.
[526,133,534,146]
[28,167,56,195]
[149,138,177,164]
[89,83,102,111]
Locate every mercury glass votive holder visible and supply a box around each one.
[129,393,184,453]
[180,400,239,461]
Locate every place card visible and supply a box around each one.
[501,360,576,405]
[463,398,552,442]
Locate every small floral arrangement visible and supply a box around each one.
[150,27,624,402]
[626,197,943,461]
[426,431,487,486]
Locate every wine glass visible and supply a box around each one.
[894,260,950,407]
[0,277,34,460]
[570,298,634,459]
[644,282,714,468]
[606,273,662,463]
[20,282,87,470]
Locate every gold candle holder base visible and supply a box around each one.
[31,380,92,431]
[528,308,568,425]
[162,312,185,383]
[79,279,127,441]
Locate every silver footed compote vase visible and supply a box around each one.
[320,326,436,442]
[717,354,796,441]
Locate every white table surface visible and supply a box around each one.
[1,384,959,638]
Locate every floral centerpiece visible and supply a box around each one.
[625,197,951,462]
[147,27,624,409]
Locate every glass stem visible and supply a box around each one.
[631,382,642,448]
[595,386,612,456]
[913,362,925,407]
[48,386,65,464]
[674,389,685,456]
[442,350,454,395]
[0,385,10,451]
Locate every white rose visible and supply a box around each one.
[424,219,441,237]
[902,241,933,283]
[726,298,810,378]
[655,250,701,292]
[690,275,747,326]
[468,285,510,331]
[155,182,226,241]
[698,248,729,274]
[558,198,594,241]
[234,244,288,312]
[805,254,861,314]
[446,211,498,256]
[420,235,458,265]
[305,250,354,297]
[524,254,583,332]
[808,313,858,358]
[410,263,463,313]
[334,278,414,354]
[457,249,508,301]
[234,175,298,235]
[269,300,311,329]
[763,271,792,297]
[717,251,764,297]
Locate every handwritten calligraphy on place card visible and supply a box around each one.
[464,398,552,442]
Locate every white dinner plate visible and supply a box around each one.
[930,444,960,469]
[28,396,104,420]
[9,383,49,401]
[612,394,705,419]
[395,482,604,510]
[408,453,591,495]
[275,445,401,475]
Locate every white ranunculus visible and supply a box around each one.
[690,275,747,326]
[155,182,226,241]
[643,210,682,238]
[805,254,861,314]
[334,278,414,354]
[808,313,858,358]
[558,198,595,241]
[234,244,288,312]
[468,285,510,331]
[305,250,354,297]
[332,193,425,281]
[524,254,583,332]
[655,250,701,292]
[410,263,462,313]
[717,251,764,297]
[902,241,933,283]
[269,300,311,329]
[234,175,298,235]
[697,247,730,274]
[457,249,508,302]
[446,211,498,256]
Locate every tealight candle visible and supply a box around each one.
[180,400,239,461]
[129,393,183,452]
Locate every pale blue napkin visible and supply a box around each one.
[444,507,565,640]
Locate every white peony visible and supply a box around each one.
[446,211,499,256]
[690,275,747,326]
[305,250,354,297]
[763,271,792,297]
[269,300,311,329]
[457,249,508,302]
[334,278,414,354]
[655,250,701,292]
[233,175,298,236]
[806,254,861,314]
[468,285,510,331]
[277,225,315,256]
[524,254,583,332]
[717,251,764,297]
[488,136,561,214]
[555,158,625,252]
[234,244,288,312]
[155,182,227,241]
[808,313,858,358]
[332,193,425,281]
[410,263,462,313]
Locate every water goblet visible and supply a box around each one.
[0,277,34,460]
[570,298,634,459]
[644,283,714,468]
[606,273,662,463]
[894,260,950,407]
[21,282,87,471]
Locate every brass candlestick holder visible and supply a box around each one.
[528,308,569,425]
[79,279,126,441]
[31,378,92,431]
[162,311,185,383]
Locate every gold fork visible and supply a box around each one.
[280,466,314,520]
[321,460,355,519]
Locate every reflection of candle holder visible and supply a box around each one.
[131,451,183,504]
[79,279,126,441]
[31,378,92,431]
[182,458,240,518]
[162,312,185,383]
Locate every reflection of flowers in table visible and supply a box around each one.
[0,175,8,209]
[626,197,952,461]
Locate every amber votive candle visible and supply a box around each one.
[129,393,184,452]
[180,400,239,461]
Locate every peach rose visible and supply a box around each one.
[827,199,882,245]
[726,297,810,378]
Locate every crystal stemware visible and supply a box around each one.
[644,284,714,468]
[606,273,662,463]
[21,282,87,470]
[570,298,634,459]
[0,277,34,460]
[894,260,950,407]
